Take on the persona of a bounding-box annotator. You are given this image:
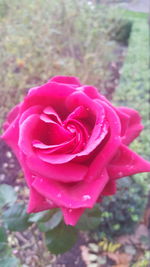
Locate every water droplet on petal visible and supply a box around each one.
[57,193,62,198]
[32,175,37,179]
[118,172,123,177]
[68,209,72,213]
[40,178,43,183]
[82,195,91,201]
[46,199,53,205]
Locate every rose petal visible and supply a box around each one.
[49,76,81,86]
[26,155,88,182]
[1,115,20,157]
[19,114,73,156]
[3,104,20,130]
[81,85,100,99]
[116,108,130,136]
[107,144,150,179]
[32,169,109,209]
[24,82,75,119]
[37,91,107,164]
[117,107,144,145]
[101,180,116,196]
[86,99,121,180]
[43,106,62,125]
[61,207,85,226]
[27,187,57,213]
[19,105,42,125]
[18,114,41,155]
[34,138,76,154]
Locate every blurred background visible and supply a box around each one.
[0,0,150,266]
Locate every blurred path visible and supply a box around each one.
[120,0,150,13]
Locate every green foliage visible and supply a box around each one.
[76,206,101,231]
[38,211,62,232]
[2,203,31,232]
[28,210,49,223]
[0,255,20,267]
[76,177,146,238]
[98,178,146,238]
[45,223,78,254]
[109,19,133,45]
[0,226,7,251]
[0,184,17,208]
[0,183,78,255]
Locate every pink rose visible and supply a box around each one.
[1,76,150,225]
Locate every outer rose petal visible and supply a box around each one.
[26,155,88,183]
[3,104,21,130]
[82,86,133,139]
[32,169,109,209]
[117,107,144,145]
[27,188,57,213]
[18,114,41,155]
[19,105,43,125]
[101,180,116,196]
[107,144,150,179]
[1,115,20,157]
[49,76,81,86]
[61,207,85,226]
[87,99,121,179]
[24,82,75,115]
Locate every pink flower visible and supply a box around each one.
[1,76,150,225]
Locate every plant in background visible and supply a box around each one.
[0,0,118,127]
[0,184,21,266]
[1,76,150,254]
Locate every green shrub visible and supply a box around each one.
[98,178,146,238]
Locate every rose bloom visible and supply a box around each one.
[1,76,150,225]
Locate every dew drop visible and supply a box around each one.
[57,193,62,198]
[118,172,123,177]
[68,209,72,213]
[82,195,91,201]
[6,151,12,158]
[32,175,37,179]
[46,199,53,205]
[40,178,43,183]
[126,165,130,168]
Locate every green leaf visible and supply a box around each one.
[28,210,49,223]
[0,256,20,267]
[38,211,62,232]
[0,184,17,209]
[0,226,7,251]
[45,223,78,254]
[3,203,31,231]
[76,213,100,231]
